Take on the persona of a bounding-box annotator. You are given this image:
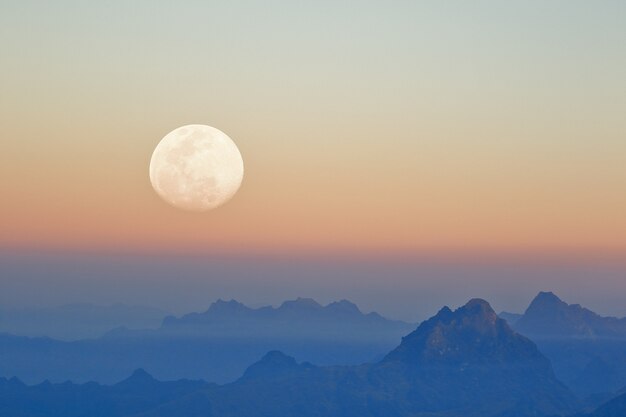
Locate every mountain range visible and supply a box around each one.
[2,292,626,415]
[151,297,410,340]
[0,298,415,384]
[0,298,578,417]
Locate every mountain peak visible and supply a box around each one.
[514,291,626,338]
[279,298,322,311]
[115,368,157,387]
[325,299,361,314]
[436,305,453,315]
[212,299,246,309]
[523,292,569,316]
[129,368,154,380]
[259,350,297,365]
[464,298,496,314]
[128,368,156,382]
[205,299,251,316]
[383,298,542,365]
[8,376,25,387]
[241,351,306,381]
[455,298,498,327]
[534,291,563,305]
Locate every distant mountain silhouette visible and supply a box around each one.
[0,298,414,384]
[512,292,626,401]
[115,368,159,389]
[515,292,626,338]
[498,311,522,325]
[0,303,168,340]
[161,297,393,325]
[0,298,576,417]
[239,350,315,382]
[153,297,406,340]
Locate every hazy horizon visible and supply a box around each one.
[2,248,624,322]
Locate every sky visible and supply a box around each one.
[1,1,625,319]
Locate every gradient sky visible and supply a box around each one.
[1,1,625,318]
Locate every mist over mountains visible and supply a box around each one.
[133,298,576,417]
[510,292,626,400]
[0,298,415,384]
[2,292,626,416]
[498,311,522,325]
[0,298,579,417]
[141,297,411,340]
[0,303,168,340]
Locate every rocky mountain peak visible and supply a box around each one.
[383,298,542,365]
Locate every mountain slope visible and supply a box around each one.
[373,298,575,416]
[138,298,576,417]
[569,391,626,417]
[512,292,626,398]
[589,391,626,417]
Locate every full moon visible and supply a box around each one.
[149,124,244,211]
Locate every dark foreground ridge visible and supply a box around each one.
[0,298,579,417]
